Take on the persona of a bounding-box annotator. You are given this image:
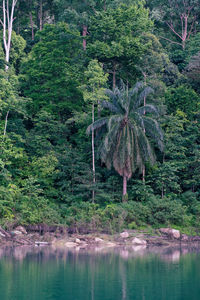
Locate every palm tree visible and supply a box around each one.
[87,81,164,200]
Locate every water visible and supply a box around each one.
[0,245,200,300]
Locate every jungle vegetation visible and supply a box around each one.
[0,0,199,233]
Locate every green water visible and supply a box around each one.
[0,246,200,300]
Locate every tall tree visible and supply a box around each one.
[185,51,200,93]
[149,0,200,49]
[82,59,108,202]
[87,82,164,200]
[0,0,18,69]
[20,23,83,118]
[87,3,152,88]
[53,0,101,50]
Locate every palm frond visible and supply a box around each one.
[108,115,123,132]
[132,86,154,109]
[101,100,120,113]
[136,104,159,116]
[128,81,144,99]
[86,117,108,135]
[143,117,164,151]
[105,89,116,101]
[129,113,145,131]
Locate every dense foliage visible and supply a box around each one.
[0,0,199,233]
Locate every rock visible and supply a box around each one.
[120,232,129,238]
[181,234,189,242]
[160,228,171,235]
[15,226,27,235]
[35,241,50,246]
[191,236,200,242]
[132,237,147,245]
[75,238,81,243]
[0,232,5,238]
[159,228,180,239]
[0,226,11,238]
[171,229,180,239]
[11,230,23,236]
[95,237,104,243]
[65,242,77,248]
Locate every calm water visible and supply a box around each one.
[0,245,200,300]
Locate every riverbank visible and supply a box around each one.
[1,225,200,248]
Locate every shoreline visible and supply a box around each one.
[1,226,200,249]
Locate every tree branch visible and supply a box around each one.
[159,36,182,47]
[166,21,183,40]
[187,16,196,40]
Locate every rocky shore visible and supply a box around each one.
[1,225,200,249]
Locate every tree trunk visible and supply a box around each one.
[142,167,145,183]
[113,63,116,90]
[182,39,185,50]
[142,73,147,182]
[39,0,43,31]
[161,183,164,199]
[104,0,106,11]
[92,103,96,203]
[1,0,17,70]
[122,175,127,201]
[1,0,17,135]
[3,110,9,137]
[30,11,34,41]
[82,25,87,51]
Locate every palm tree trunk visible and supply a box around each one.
[122,175,127,201]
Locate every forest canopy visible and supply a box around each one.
[0,0,199,232]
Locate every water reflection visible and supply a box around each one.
[0,245,200,300]
[0,244,199,262]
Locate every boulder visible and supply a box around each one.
[181,234,189,242]
[120,232,129,239]
[0,226,11,238]
[171,229,180,239]
[15,226,27,235]
[191,236,200,242]
[95,237,104,243]
[132,237,147,245]
[11,230,23,236]
[159,228,180,239]
[0,232,5,238]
